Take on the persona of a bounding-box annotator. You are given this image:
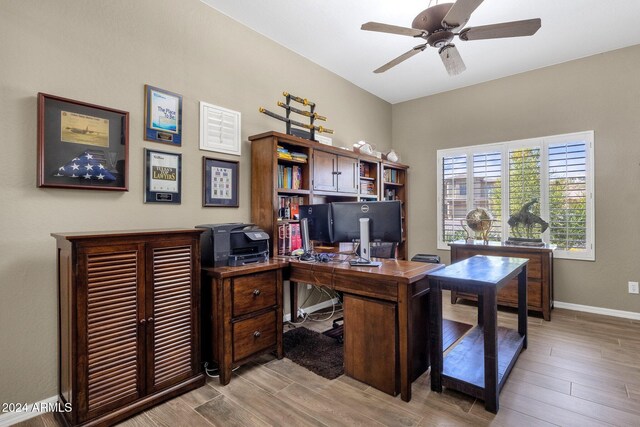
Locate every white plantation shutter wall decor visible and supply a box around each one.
[436,131,594,260]
[199,101,241,155]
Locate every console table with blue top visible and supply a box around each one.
[427,255,528,413]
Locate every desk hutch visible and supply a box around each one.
[250,131,409,259]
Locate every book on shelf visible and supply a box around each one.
[277,145,308,163]
[359,180,376,195]
[383,168,400,183]
[278,195,303,220]
[359,162,371,178]
[277,222,301,255]
[277,164,303,189]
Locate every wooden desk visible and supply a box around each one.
[203,260,289,385]
[427,255,528,413]
[288,257,444,402]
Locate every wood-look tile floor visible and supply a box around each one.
[17,292,640,427]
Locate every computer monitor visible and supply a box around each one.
[298,204,333,243]
[331,201,402,266]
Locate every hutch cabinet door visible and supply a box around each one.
[77,243,145,422]
[313,150,337,191]
[145,239,200,393]
[337,155,359,194]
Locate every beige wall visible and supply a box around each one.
[0,0,391,405]
[393,45,640,314]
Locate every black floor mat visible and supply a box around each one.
[283,319,471,380]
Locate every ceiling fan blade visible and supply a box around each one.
[459,18,541,41]
[361,22,425,37]
[441,0,484,29]
[439,44,466,76]
[374,44,427,73]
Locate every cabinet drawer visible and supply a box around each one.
[232,271,277,317]
[232,311,277,362]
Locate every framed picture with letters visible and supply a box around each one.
[144,85,182,146]
[37,93,129,191]
[144,148,182,204]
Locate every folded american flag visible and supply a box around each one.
[54,150,116,181]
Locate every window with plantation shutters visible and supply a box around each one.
[508,147,541,240]
[437,131,594,260]
[441,155,468,243]
[548,140,590,256]
[473,151,502,241]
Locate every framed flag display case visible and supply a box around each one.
[144,148,182,204]
[37,93,129,191]
[144,85,182,146]
[202,157,239,207]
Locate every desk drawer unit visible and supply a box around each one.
[203,261,285,385]
[449,241,554,320]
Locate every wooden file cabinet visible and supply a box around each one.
[449,240,554,320]
[203,260,288,385]
[52,229,204,427]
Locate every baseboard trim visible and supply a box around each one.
[283,298,340,322]
[0,395,58,427]
[555,301,640,320]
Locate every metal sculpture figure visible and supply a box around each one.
[507,199,548,238]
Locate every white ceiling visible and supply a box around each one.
[200,0,640,104]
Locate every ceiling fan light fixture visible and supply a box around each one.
[439,44,466,76]
[361,0,540,75]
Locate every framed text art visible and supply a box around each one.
[37,93,129,191]
[202,157,239,207]
[144,85,182,146]
[144,148,182,204]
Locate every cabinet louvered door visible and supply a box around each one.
[78,244,145,422]
[147,240,198,393]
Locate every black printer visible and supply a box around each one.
[197,223,269,267]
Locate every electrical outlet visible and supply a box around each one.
[307,284,312,290]
[629,281,639,294]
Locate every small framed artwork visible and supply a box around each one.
[37,93,129,191]
[202,157,239,207]
[144,85,182,146]
[199,101,241,155]
[144,148,182,204]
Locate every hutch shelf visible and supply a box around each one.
[250,131,409,259]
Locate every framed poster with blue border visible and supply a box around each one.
[144,85,182,146]
[144,148,182,204]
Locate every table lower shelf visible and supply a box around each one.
[442,325,524,397]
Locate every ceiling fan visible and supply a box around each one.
[361,0,541,75]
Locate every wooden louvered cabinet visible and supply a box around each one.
[52,229,204,427]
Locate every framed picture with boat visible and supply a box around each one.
[37,93,129,191]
